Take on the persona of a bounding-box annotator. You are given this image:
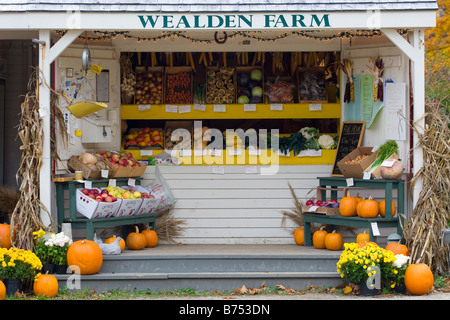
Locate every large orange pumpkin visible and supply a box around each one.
[339,190,358,217]
[324,230,343,251]
[0,280,5,300]
[141,227,158,248]
[385,242,409,256]
[33,273,59,298]
[294,227,305,246]
[313,227,328,249]
[67,239,103,275]
[379,200,396,218]
[356,230,370,244]
[404,263,434,295]
[356,196,379,218]
[104,235,125,252]
[126,226,147,250]
[0,223,12,249]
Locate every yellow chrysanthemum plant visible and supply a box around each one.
[336,243,398,290]
[0,247,43,283]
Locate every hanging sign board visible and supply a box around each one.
[331,121,365,176]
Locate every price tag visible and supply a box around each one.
[165,105,178,113]
[178,105,191,113]
[213,104,226,112]
[194,149,204,157]
[212,166,225,175]
[84,181,92,189]
[140,150,153,156]
[180,149,192,157]
[371,222,381,236]
[381,160,395,167]
[210,149,222,156]
[270,104,283,111]
[346,178,354,187]
[193,104,206,111]
[128,178,136,187]
[243,104,256,112]
[248,149,261,156]
[245,166,258,174]
[101,170,109,178]
[228,149,242,156]
[278,150,290,157]
[138,104,151,111]
[108,179,116,187]
[363,171,371,180]
[309,104,322,111]
[308,206,319,212]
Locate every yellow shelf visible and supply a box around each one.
[126,148,336,166]
[121,103,341,120]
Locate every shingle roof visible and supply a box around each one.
[0,0,439,12]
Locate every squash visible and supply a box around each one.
[312,226,328,249]
[104,235,125,252]
[379,200,396,218]
[324,230,343,251]
[79,152,98,165]
[404,263,434,295]
[0,223,12,249]
[67,239,103,275]
[385,242,409,256]
[33,273,59,298]
[126,226,147,250]
[294,227,305,246]
[141,227,158,248]
[356,230,370,244]
[0,280,5,300]
[356,196,379,218]
[339,190,358,217]
[380,159,403,180]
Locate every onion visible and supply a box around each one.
[381,159,404,180]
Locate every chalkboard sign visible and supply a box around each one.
[331,121,366,176]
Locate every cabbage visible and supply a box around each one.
[237,73,250,87]
[251,86,263,97]
[238,95,250,104]
[250,69,262,81]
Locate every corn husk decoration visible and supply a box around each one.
[367,57,384,102]
[339,59,354,103]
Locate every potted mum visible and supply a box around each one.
[336,242,396,296]
[0,247,42,295]
[33,229,54,273]
[46,232,72,274]
[387,254,410,293]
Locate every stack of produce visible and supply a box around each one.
[98,151,141,168]
[237,68,264,104]
[165,71,192,104]
[135,70,163,105]
[206,67,235,104]
[165,127,191,150]
[266,79,294,103]
[105,186,153,200]
[80,188,118,202]
[78,152,110,171]
[124,127,164,148]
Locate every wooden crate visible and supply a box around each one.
[236,66,264,104]
[134,66,164,105]
[266,76,295,103]
[164,66,193,104]
[205,66,236,104]
[296,67,328,103]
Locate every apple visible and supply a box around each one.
[81,188,89,195]
[127,152,133,159]
[105,195,113,202]
[95,195,103,202]
[111,154,119,162]
[305,200,314,206]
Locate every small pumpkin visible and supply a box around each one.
[312,226,328,249]
[356,196,379,218]
[0,223,12,249]
[379,200,396,218]
[404,263,434,295]
[0,280,5,300]
[339,190,358,217]
[141,227,158,248]
[33,272,59,298]
[67,239,103,275]
[385,242,409,256]
[104,235,125,252]
[356,230,370,244]
[126,226,147,250]
[324,230,343,251]
[294,227,305,246]
[357,241,378,248]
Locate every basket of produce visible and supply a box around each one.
[266,76,295,103]
[134,67,164,105]
[164,67,193,104]
[236,66,264,104]
[206,66,236,104]
[68,152,115,180]
[123,127,164,149]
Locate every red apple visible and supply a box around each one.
[105,195,114,202]
[81,188,89,195]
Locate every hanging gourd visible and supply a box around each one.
[356,196,379,218]
[339,190,358,217]
[404,263,434,295]
[294,227,305,246]
[126,226,147,250]
[324,230,343,251]
[379,200,396,218]
[313,226,328,249]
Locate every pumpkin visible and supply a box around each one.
[356,196,379,218]
[356,230,370,244]
[385,242,409,256]
[294,227,305,246]
[126,226,147,250]
[324,230,343,251]
[312,226,328,249]
[104,235,125,252]
[404,263,434,295]
[141,227,158,248]
[379,200,396,218]
[339,190,358,217]
[357,241,378,248]
[0,223,12,249]
[33,273,59,298]
[0,280,5,300]
[67,239,103,275]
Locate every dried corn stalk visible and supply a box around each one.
[367,57,384,102]
[154,204,185,243]
[281,183,304,230]
[402,101,450,273]
[339,59,354,103]
[10,69,52,250]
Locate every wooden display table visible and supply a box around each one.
[303,177,405,246]
[55,178,156,240]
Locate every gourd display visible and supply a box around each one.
[356,230,370,244]
[356,196,379,218]
[312,227,328,249]
[0,280,5,300]
[339,190,358,217]
[126,226,147,250]
[379,200,396,218]
[404,263,434,295]
[141,227,158,248]
[324,230,343,251]
[385,242,409,256]
[0,223,12,249]
[33,273,59,298]
[104,235,126,252]
[294,227,305,246]
[67,239,103,275]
